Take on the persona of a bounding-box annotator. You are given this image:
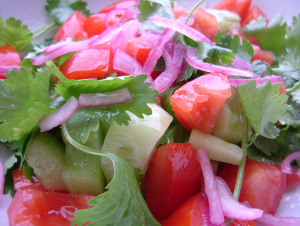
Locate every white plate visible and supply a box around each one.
[0,0,299,225]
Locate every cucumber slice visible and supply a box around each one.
[25,132,67,190]
[62,128,106,196]
[101,104,173,182]
[189,129,244,165]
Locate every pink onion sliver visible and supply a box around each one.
[0,65,20,74]
[149,16,212,44]
[229,75,285,88]
[255,211,300,226]
[186,46,254,77]
[115,0,136,9]
[197,147,224,225]
[79,88,133,108]
[39,96,79,132]
[231,57,251,71]
[113,49,145,76]
[281,151,300,176]
[0,159,4,200]
[215,176,263,220]
[104,8,135,28]
[119,20,143,52]
[143,28,175,76]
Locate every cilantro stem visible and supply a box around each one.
[184,0,205,24]
[33,23,56,40]
[286,80,300,95]
[233,111,249,200]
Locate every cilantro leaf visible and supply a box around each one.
[214,31,254,62]
[55,74,159,125]
[45,0,91,25]
[285,14,300,66]
[237,81,288,139]
[242,15,287,56]
[0,68,55,142]
[138,0,174,32]
[0,16,33,52]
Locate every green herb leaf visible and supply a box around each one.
[0,16,33,52]
[285,14,300,66]
[45,0,91,26]
[138,0,174,32]
[55,74,159,125]
[242,15,287,56]
[0,68,55,142]
[237,81,288,139]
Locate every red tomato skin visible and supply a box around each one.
[0,44,21,79]
[252,45,274,67]
[84,13,106,37]
[7,187,94,226]
[53,11,88,42]
[218,158,286,214]
[243,5,268,27]
[286,170,300,186]
[60,42,112,80]
[126,36,153,66]
[143,143,203,221]
[213,0,252,22]
[161,192,212,226]
[232,219,256,226]
[12,168,43,190]
[170,73,231,133]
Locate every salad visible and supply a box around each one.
[0,0,300,225]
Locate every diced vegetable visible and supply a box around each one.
[100,103,173,182]
[189,129,244,165]
[143,143,203,221]
[25,132,67,190]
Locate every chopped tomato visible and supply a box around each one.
[161,192,211,226]
[286,170,300,186]
[192,7,221,41]
[243,5,268,27]
[60,42,113,80]
[0,44,21,79]
[143,143,203,221]
[213,0,252,23]
[126,36,153,66]
[53,11,88,42]
[7,187,94,226]
[170,73,231,133]
[12,168,42,190]
[252,44,274,67]
[232,219,256,226]
[84,13,106,37]
[172,5,220,41]
[218,158,286,214]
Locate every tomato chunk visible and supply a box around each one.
[60,42,112,80]
[213,0,252,22]
[7,187,94,226]
[170,73,231,133]
[143,143,203,221]
[126,36,153,66]
[252,44,274,67]
[0,44,21,79]
[12,168,42,190]
[84,13,106,37]
[218,158,286,214]
[53,11,88,42]
[243,5,268,27]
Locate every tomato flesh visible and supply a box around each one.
[126,36,153,66]
[218,158,286,214]
[170,73,231,133]
[60,42,112,79]
[84,13,106,37]
[243,5,268,27]
[252,44,274,67]
[53,11,88,42]
[0,44,21,79]
[143,143,203,221]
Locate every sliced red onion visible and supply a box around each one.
[0,159,4,200]
[39,96,79,132]
[197,147,224,225]
[0,65,20,74]
[215,176,263,220]
[229,75,285,88]
[151,43,185,93]
[186,46,254,77]
[231,57,251,71]
[255,211,300,226]
[143,28,176,80]
[119,20,143,52]
[78,88,133,108]
[113,49,145,76]
[149,16,212,44]
[32,24,123,65]
[281,151,300,177]
[104,8,135,28]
